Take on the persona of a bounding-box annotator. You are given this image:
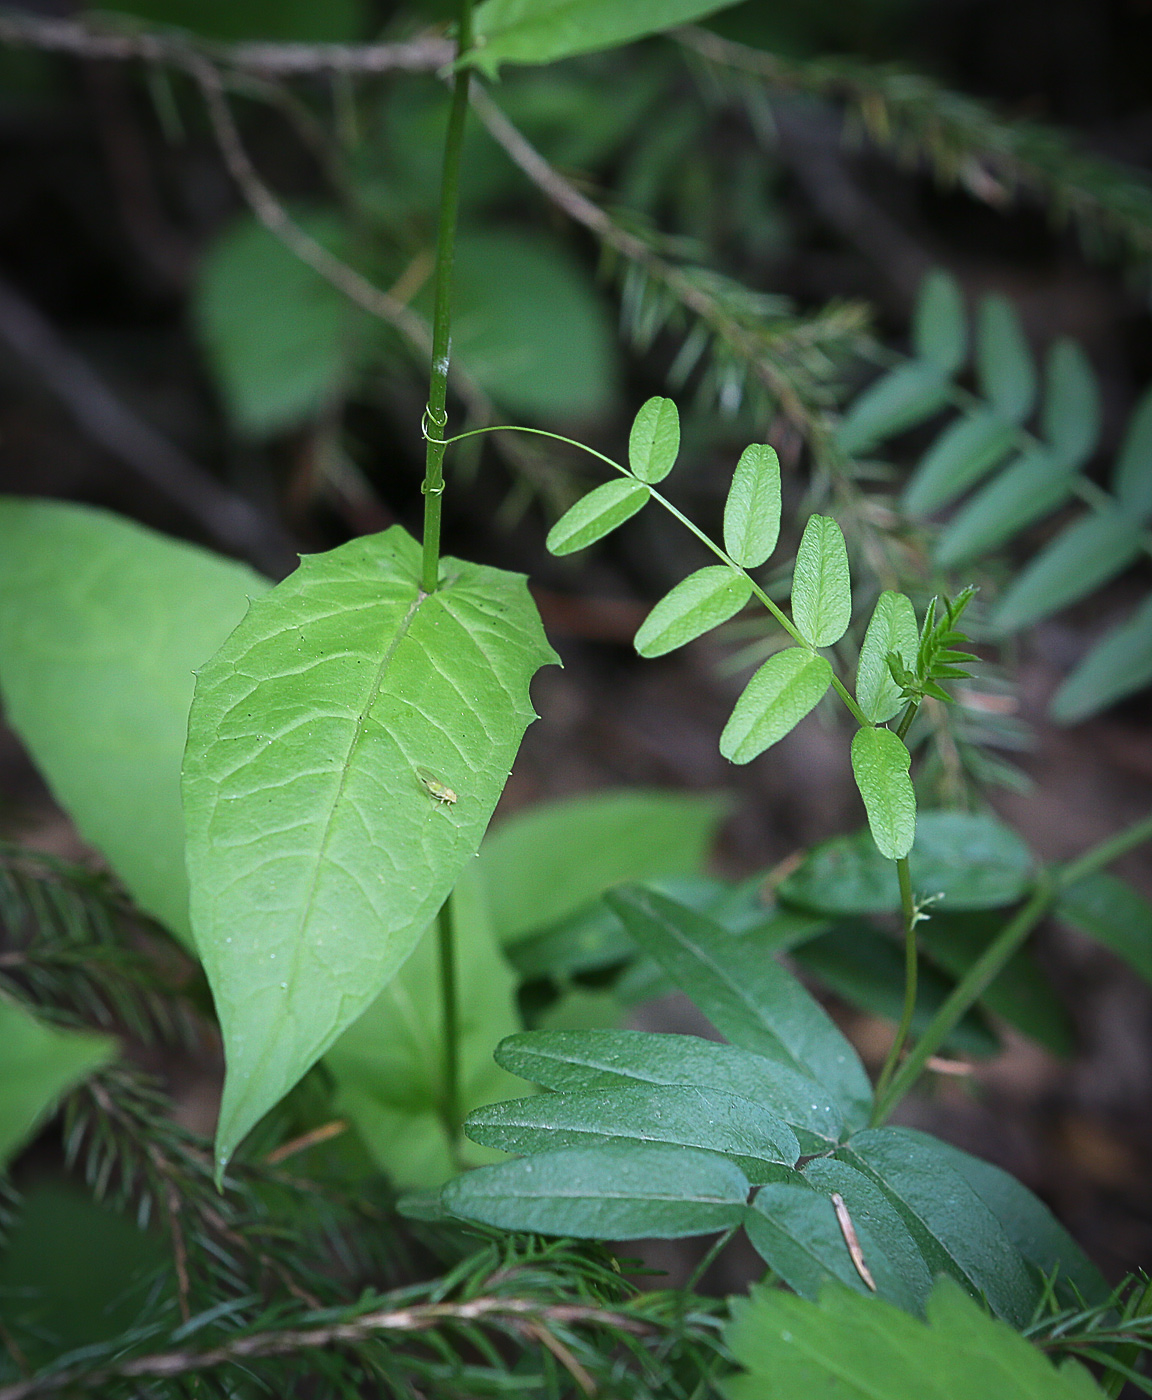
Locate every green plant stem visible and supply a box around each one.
[872,807,1152,1123]
[895,698,919,741]
[437,898,461,1149]
[419,0,474,595]
[871,857,918,1113]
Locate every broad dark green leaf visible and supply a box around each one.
[1057,872,1152,985]
[990,507,1145,633]
[721,648,832,763]
[835,1127,1038,1326]
[479,790,725,945]
[791,515,851,648]
[183,526,557,1169]
[1049,591,1152,723]
[903,410,1017,517]
[442,1142,750,1239]
[976,295,1036,423]
[469,0,741,75]
[635,566,752,658]
[628,395,680,483]
[1112,383,1152,517]
[724,443,781,568]
[723,1276,1105,1400]
[778,811,1034,916]
[0,999,116,1170]
[856,591,919,724]
[835,362,953,456]
[465,1084,800,1181]
[196,212,358,437]
[604,886,873,1128]
[546,478,650,555]
[913,270,967,372]
[0,499,268,945]
[851,726,916,860]
[934,446,1078,569]
[908,1130,1108,1306]
[324,864,524,1189]
[494,1029,845,1150]
[1041,339,1101,467]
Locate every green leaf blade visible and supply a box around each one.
[902,410,1017,517]
[856,591,919,724]
[628,395,680,483]
[851,727,916,860]
[720,649,832,764]
[913,270,967,373]
[723,443,782,568]
[835,362,952,456]
[1049,591,1152,723]
[1057,872,1152,985]
[976,294,1036,424]
[546,478,650,555]
[1041,339,1101,468]
[183,527,557,1168]
[933,446,1078,568]
[791,516,851,648]
[1111,383,1152,517]
[635,566,752,658]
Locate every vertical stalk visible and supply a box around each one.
[437,897,461,1147]
[420,0,474,594]
[872,856,917,1114]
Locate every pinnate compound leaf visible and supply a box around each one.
[635,566,751,658]
[721,648,832,763]
[723,1276,1105,1400]
[183,526,557,1169]
[469,0,741,75]
[976,294,1036,423]
[1111,384,1152,518]
[1049,590,1152,723]
[1057,872,1152,986]
[442,1141,750,1239]
[628,395,680,483]
[0,999,116,1171]
[913,269,967,372]
[495,1028,846,1150]
[0,499,268,946]
[903,410,1017,517]
[851,727,916,860]
[856,591,919,723]
[465,1084,800,1182]
[1042,339,1101,467]
[724,443,781,568]
[604,885,873,1129]
[546,477,649,555]
[778,810,1034,916]
[791,515,851,648]
[835,1127,1038,1326]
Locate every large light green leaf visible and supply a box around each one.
[324,863,523,1189]
[604,886,873,1129]
[469,0,741,75]
[546,478,650,555]
[628,396,680,483]
[495,1028,846,1150]
[1057,872,1152,985]
[635,566,752,658]
[1049,590,1152,723]
[791,515,851,648]
[856,591,918,724]
[195,212,359,438]
[836,1127,1038,1325]
[723,443,781,568]
[720,648,832,763]
[0,499,268,945]
[183,526,557,1169]
[479,790,725,945]
[976,294,1036,423]
[723,1276,1104,1400]
[779,811,1034,916]
[902,410,1017,517]
[442,1141,750,1238]
[1112,383,1152,517]
[1041,339,1101,467]
[465,1084,799,1182]
[851,726,915,860]
[0,998,116,1170]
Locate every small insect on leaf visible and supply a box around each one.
[417,768,458,805]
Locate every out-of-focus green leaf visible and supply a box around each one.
[778,811,1034,916]
[856,592,919,724]
[721,648,832,764]
[934,446,1078,568]
[183,526,556,1170]
[1057,872,1152,985]
[0,1000,116,1170]
[0,499,268,945]
[442,1141,750,1238]
[913,270,967,373]
[836,362,953,456]
[195,213,358,438]
[976,295,1036,424]
[724,443,781,568]
[903,410,1017,518]
[1041,339,1101,467]
[635,566,752,658]
[1049,591,1152,723]
[628,395,680,483]
[324,865,523,1189]
[1111,384,1152,517]
[546,478,649,555]
[850,726,916,860]
[479,790,726,946]
[791,515,851,648]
